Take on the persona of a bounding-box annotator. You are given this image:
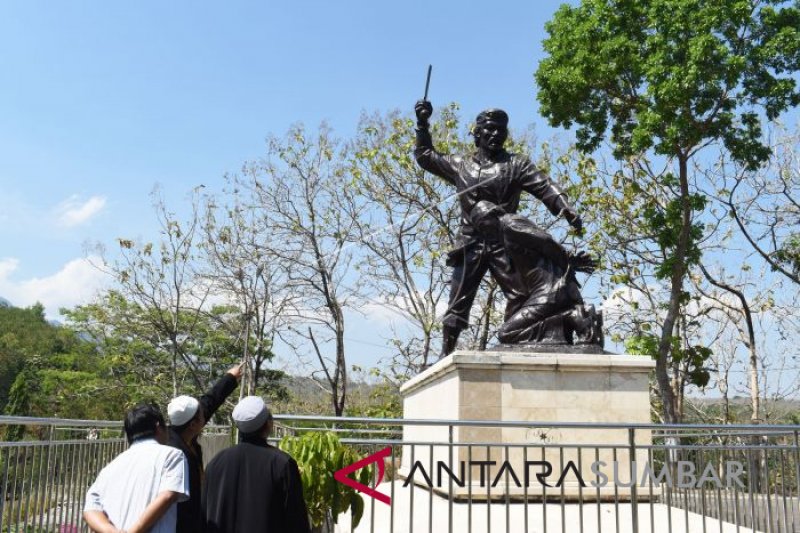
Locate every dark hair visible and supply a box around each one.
[124,403,165,444]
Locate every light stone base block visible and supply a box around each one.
[399,350,656,501]
[338,481,760,533]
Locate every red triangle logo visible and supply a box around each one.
[334,446,392,505]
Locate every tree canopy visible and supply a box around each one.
[536,0,800,166]
[536,0,800,423]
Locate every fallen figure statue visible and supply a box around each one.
[470,200,603,350]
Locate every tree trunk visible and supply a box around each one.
[720,372,730,424]
[478,283,497,351]
[421,327,432,369]
[171,334,179,398]
[655,155,692,425]
[240,315,252,400]
[334,308,347,417]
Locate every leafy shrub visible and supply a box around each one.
[280,432,373,530]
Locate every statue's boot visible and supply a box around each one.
[571,304,603,346]
[441,325,461,357]
[568,304,593,338]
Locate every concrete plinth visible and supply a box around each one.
[399,350,656,500]
[337,481,760,533]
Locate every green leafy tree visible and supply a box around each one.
[0,304,73,408]
[63,292,286,412]
[536,0,800,423]
[63,291,182,403]
[349,108,460,374]
[0,304,129,433]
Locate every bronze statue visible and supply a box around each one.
[414,100,600,356]
[470,201,602,348]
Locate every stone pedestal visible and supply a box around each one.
[399,350,656,501]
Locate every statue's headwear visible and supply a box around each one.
[475,108,509,127]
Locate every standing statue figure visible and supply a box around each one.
[414,100,584,357]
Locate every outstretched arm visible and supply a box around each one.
[199,362,242,422]
[413,100,459,185]
[518,159,583,234]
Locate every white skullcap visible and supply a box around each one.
[167,395,200,426]
[233,396,270,434]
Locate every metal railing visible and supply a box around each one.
[0,417,229,533]
[272,415,800,533]
[0,415,798,532]
[0,417,123,533]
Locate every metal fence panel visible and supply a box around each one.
[0,415,798,532]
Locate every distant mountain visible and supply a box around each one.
[0,297,12,308]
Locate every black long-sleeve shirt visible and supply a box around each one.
[203,435,311,533]
[168,373,238,533]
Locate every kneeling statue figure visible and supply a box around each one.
[471,200,603,349]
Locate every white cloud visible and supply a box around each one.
[0,258,20,279]
[0,256,109,318]
[362,300,409,326]
[601,282,747,325]
[55,195,107,227]
[359,293,450,330]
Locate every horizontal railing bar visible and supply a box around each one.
[334,439,615,447]
[279,426,401,435]
[643,443,799,451]
[288,426,792,439]
[0,438,126,448]
[0,416,122,428]
[272,414,800,431]
[3,414,799,433]
[268,438,800,451]
[652,431,797,438]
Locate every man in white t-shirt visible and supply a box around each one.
[83,403,190,533]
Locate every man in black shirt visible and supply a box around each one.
[166,364,242,533]
[203,396,311,533]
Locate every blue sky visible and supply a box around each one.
[2,2,796,389]
[0,1,584,372]
[0,1,573,312]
